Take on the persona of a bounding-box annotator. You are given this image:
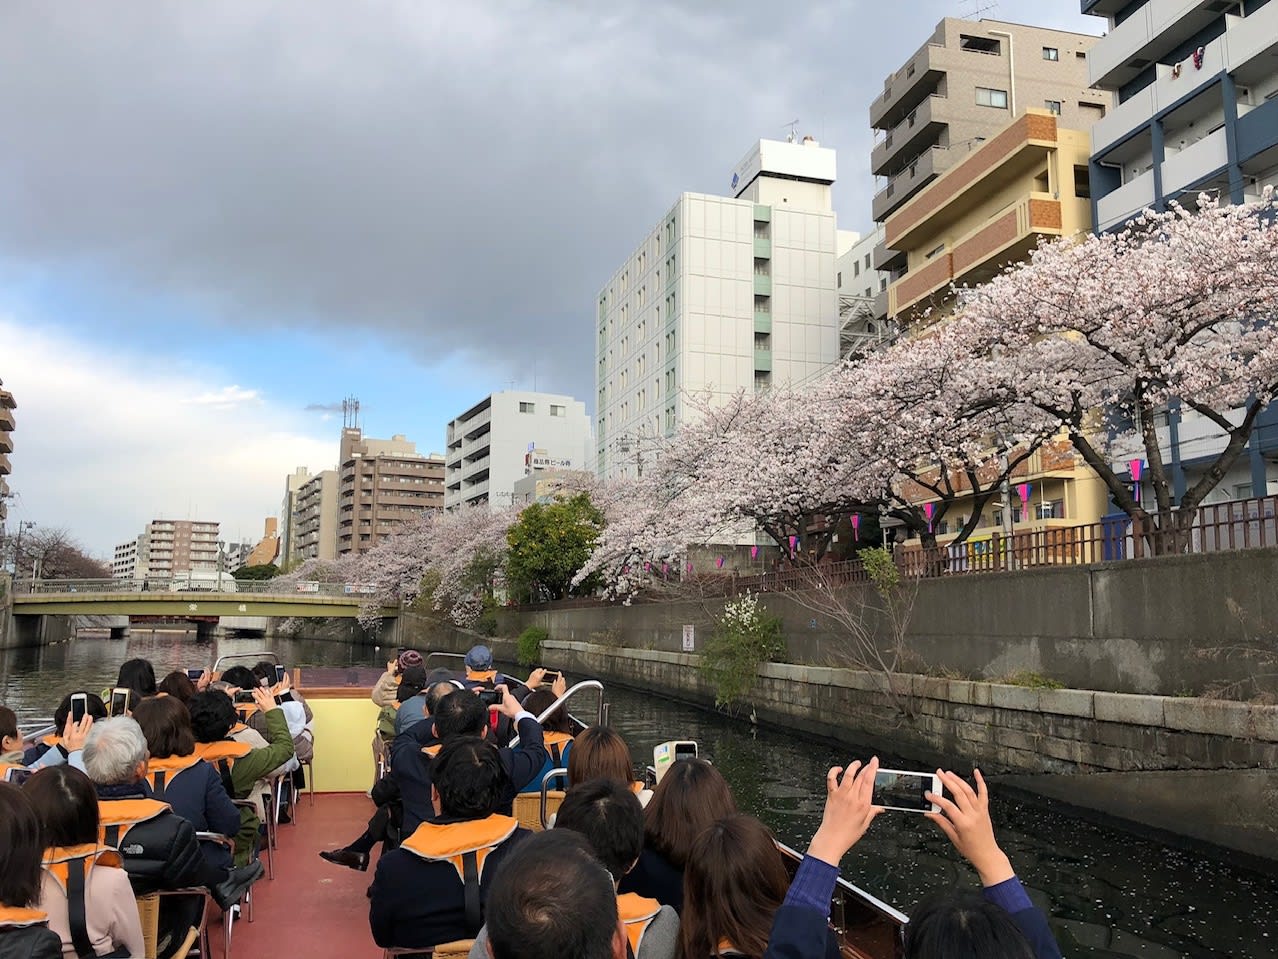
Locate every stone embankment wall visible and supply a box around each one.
[503,547,1278,697]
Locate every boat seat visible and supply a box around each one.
[135,891,203,959]
[382,938,476,958]
[513,790,565,832]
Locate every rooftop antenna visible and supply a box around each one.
[784,119,800,143]
[342,396,360,430]
[960,0,998,18]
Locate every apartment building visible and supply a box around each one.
[113,519,220,583]
[111,535,145,583]
[1084,0,1278,504]
[445,392,592,509]
[279,467,312,567]
[836,227,895,357]
[886,109,1094,324]
[0,379,13,528]
[337,429,445,554]
[870,18,1109,280]
[293,469,339,561]
[1084,0,1278,230]
[597,137,841,478]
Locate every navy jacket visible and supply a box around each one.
[391,715,548,835]
[618,846,684,913]
[367,819,530,949]
[151,759,241,871]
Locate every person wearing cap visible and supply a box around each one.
[463,645,502,686]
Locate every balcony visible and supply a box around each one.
[0,390,14,410]
[871,95,949,178]
[754,348,772,372]
[1089,0,1226,91]
[754,311,772,334]
[0,407,13,432]
[872,146,959,223]
[0,453,9,475]
[462,455,491,479]
[870,41,952,130]
[1096,168,1155,232]
[753,237,771,258]
[1161,127,1228,195]
[888,253,953,319]
[872,239,906,273]
[753,204,771,222]
[0,432,10,455]
[753,274,772,296]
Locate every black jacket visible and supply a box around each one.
[619,846,685,913]
[94,782,212,895]
[0,923,62,959]
[391,716,548,835]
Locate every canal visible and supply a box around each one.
[3,631,1275,959]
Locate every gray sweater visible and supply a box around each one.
[467,902,679,959]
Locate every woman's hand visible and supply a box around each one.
[526,668,547,689]
[62,714,94,753]
[925,768,1014,887]
[196,670,212,692]
[252,686,277,714]
[386,659,398,677]
[806,757,883,866]
[551,672,568,697]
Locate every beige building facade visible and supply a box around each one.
[114,519,220,583]
[337,429,445,555]
[871,18,1110,279]
[294,469,339,562]
[0,380,13,526]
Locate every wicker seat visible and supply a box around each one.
[382,938,476,958]
[513,790,565,832]
[136,890,205,959]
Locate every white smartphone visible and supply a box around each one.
[109,687,130,717]
[70,692,89,724]
[872,768,942,814]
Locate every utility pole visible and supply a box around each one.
[217,539,225,592]
[1000,450,1016,571]
[13,520,34,578]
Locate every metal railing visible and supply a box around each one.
[16,578,376,598]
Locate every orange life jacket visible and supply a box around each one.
[0,761,25,783]
[0,906,49,928]
[41,733,60,747]
[543,731,573,767]
[96,797,171,851]
[194,740,252,796]
[235,703,260,723]
[466,669,497,683]
[42,844,125,958]
[422,743,442,758]
[144,754,204,799]
[399,814,519,934]
[618,893,662,958]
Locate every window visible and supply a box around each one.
[519,402,535,414]
[1074,165,1091,200]
[960,35,1001,55]
[1036,500,1065,520]
[1042,47,1059,61]
[1045,100,1062,115]
[853,261,861,277]
[925,244,945,260]
[550,404,565,418]
[976,87,1008,109]
[864,253,871,269]
[837,271,842,288]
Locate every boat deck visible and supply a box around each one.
[232,792,383,958]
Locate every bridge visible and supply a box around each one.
[12,579,398,619]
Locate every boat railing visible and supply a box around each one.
[539,767,570,829]
[19,721,57,746]
[213,650,279,672]
[509,680,605,746]
[776,839,908,950]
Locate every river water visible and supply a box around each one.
[3,630,1275,959]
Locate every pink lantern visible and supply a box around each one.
[850,514,861,542]
[1129,458,1144,504]
[923,502,935,532]
[686,561,694,574]
[788,535,798,555]
[1016,483,1032,516]
[750,545,759,559]
[716,556,725,569]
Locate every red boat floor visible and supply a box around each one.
[231,792,383,958]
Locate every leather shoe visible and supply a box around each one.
[319,847,369,871]
[212,861,264,911]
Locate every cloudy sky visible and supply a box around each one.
[1,1,1099,555]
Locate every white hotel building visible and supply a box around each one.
[445,391,593,510]
[595,138,844,478]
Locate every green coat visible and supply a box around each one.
[228,707,295,865]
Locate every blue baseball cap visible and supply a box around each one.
[465,645,494,669]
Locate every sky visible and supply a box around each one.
[0,0,1100,556]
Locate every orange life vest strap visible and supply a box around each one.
[467,669,497,683]
[0,906,48,928]
[421,743,442,758]
[618,893,661,957]
[98,798,170,850]
[400,814,518,883]
[543,731,573,767]
[42,845,123,958]
[146,754,202,799]
[41,733,61,747]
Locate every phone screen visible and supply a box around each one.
[872,769,937,812]
[234,691,256,705]
[110,690,129,717]
[186,668,204,681]
[674,742,698,761]
[70,695,88,724]
[274,665,286,684]
[478,689,501,708]
[5,767,33,787]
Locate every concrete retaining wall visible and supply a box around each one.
[505,548,1278,696]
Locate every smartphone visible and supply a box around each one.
[109,688,130,717]
[540,670,561,682]
[872,768,943,814]
[653,741,699,783]
[233,690,256,705]
[477,689,502,708]
[186,668,204,681]
[70,693,89,724]
[274,665,286,685]
[4,767,33,787]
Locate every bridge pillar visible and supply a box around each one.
[195,621,218,642]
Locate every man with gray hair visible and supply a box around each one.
[82,717,261,956]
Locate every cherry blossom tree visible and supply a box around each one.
[959,189,1278,551]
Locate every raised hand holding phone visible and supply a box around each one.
[526,668,547,689]
[807,756,883,867]
[62,714,94,753]
[550,672,567,697]
[494,684,523,720]
[925,768,1015,887]
[251,685,277,713]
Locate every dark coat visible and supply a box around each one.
[618,846,684,913]
[0,924,62,959]
[151,759,241,872]
[93,783,213,894]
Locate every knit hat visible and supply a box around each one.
[397,649,424,671]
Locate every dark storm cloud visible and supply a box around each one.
[0,1,1095,403]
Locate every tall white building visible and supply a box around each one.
[279,466,312,568]
[445,391,593,510]
[596,137,842,478]
[111,534,146,583]
[836,226,896,359]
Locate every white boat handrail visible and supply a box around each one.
[539,767,570,829]
[20,722,58,746]
[774,840,911,926]
[509,680,605,747]
[213,650,279,672]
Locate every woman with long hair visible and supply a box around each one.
[0,782,62,959]
[26,766,145,959]
[618,758,737,913]
[565,726,650,802]
[681,814,839,959]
